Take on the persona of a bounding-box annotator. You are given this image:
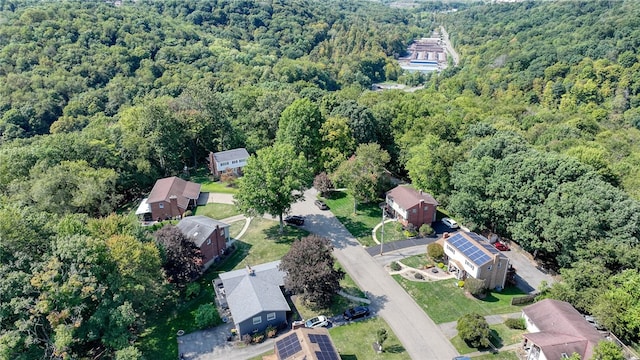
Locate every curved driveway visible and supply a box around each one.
[288,188,458,360]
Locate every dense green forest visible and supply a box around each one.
[2,0,640,358]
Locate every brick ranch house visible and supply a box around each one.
[385,185,438,229]
[208,148,250,177]
[176,215,231,269]
[136,177,200,221]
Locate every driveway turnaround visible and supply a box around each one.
[288,188,459,360]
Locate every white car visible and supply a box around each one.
[305,315,329,328]
[442,217,460,229]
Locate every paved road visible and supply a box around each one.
[289,188,459,360]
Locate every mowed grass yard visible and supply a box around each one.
[139,218,308,360]
[193,202,242,220]
[450,323,526,355]
[393,277,526,324]
[321,191,407,247]
[189,169,238,194]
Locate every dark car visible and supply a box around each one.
[314,200,329,210]
[343,306,370,321]
[284,215,304,226]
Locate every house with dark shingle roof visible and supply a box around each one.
[176,215,230,269]
[208,148,250,177]
[443,231,510,290]
[385,185,438,229]
[521,299,606,360]
[144,177,201,221]
[219,261,290,336]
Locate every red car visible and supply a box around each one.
[494,242,510,251]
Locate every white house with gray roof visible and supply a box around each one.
[208,148,250,176]
[218,260,290,336]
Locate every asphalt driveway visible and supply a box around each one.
[287,188,459,360]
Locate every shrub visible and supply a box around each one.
[438,262,445,268]
[376,328,388,349]
[266,325,277,338]
[419,224,433,237]
[252,333,265,343]
[458,280,465,288]
[464,278,487,297]
[194,304,218,329]
[427,243,444,260]
[457,313,492,348]
[242,334,252,345]
[390,261,402,271]
[183,210,193,217]
[185,282,201,299]
[505,318,526,330]
[414,272,424,280]
[220,169,238,186]
[403,223,418,237]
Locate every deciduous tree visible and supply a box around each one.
[154,225,203,285]
[279,235,344,308]
[456,313,491,348]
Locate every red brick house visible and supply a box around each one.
[385,185,438,228]
[176,215,231,269]
[145,177,201,221]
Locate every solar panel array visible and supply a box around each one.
[276,332,302,359]
[448,232,499,266]
[308,334,340,360]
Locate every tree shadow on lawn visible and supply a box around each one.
[262,223,309,244]
[340,355,357,360]
[489,329,504,348]
[335,215,372,239]
[323,190,346,200]
[384,344,406,354]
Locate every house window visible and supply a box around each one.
[220,161,229,166]
[464,259,475,270]
[446,245,455,254]
[424,206,428,211]
[253,316,262,325]
[487,265,492,271]
[207,238,211,245]
[232,160,238,164]
[267,312,276,321]
[561,354,569,359]
[220,229,225,236]
[412,209,417,214]
[159,203,164,209]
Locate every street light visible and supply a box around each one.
[379,203,386,256]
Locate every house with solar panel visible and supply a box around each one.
[208,148,250,177]
[269,327,340,360]
[443,231,510,290]
[218,260,290,337]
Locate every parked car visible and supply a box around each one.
[305,315,329,328]
[441,217,459,229]
[494,242,510,251]
[343,306,370,321]
[314,200,329,210]
[284,215,304,226]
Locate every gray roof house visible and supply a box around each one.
[218,260,290,336]
[208,148,250,176]
[176,215,230,269]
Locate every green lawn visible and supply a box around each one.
[399,254,436,269]
[321,191,386,247]
[329,317,408,359]
[193,202,242,220]
[229,220,245,238]
[393,277,525,324]
[374,220,408,244]
[138,218,308,359]
[472,351,519,360]
[451,323,525,354]
[189,168,238,194]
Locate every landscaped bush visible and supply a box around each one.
[185,282,201,299]
[464,278,487,297]
[427,243,444,260]
[419,224,434,237]
[458,280,465,288]
[505,318,526,330]
[266,325,277,338]
[403,223,418,237]
[252,333,265,343]
[184,210,193,217]
[243,334,252,345]
[194,304,218,329]
[414,272,424,280]
[390,261,402,271]
[438,262,445,268]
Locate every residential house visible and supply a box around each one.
[385,185,438,229]
[218,261,290,337]
[443,232,510,290]
[208,148,250,177]
[142,177,201,221]
[263,327,340,360]
[176,215,231,269]
[522,299,606,360]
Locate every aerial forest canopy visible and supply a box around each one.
[2,0,640,357]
